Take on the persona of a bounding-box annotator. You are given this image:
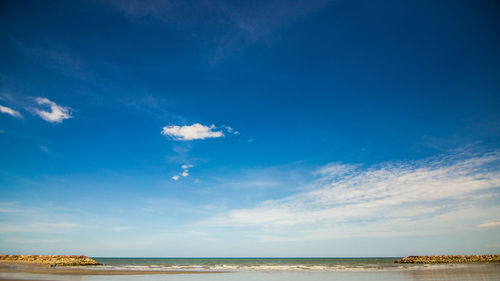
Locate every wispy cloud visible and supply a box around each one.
[162,123,224,140]
[0,222,80,234]
[108,0,329,62]
[204,152,500,240]
[0,104,23,119]
[223,126,239,135]
[172,164,194,180]
[113,226,132,232]
[181,164,193,177]
[12,39,91,80]
[0,202,81,234]
[479,221,500,228]
[39,145,50,153]
[34,97,72,123]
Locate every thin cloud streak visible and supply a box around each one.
[204,152,500,239]
[0,104,23,119]
[0,222,80,234]
[479,221,500,228]
[108,0,330,63]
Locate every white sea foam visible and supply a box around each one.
[77,263,468,272]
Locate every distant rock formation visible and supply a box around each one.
[0,255,100,266]
[395,255,500,263]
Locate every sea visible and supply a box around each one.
[1,257,499,281]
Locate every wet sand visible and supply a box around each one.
[0,262,217,276]
[0,279,46,281]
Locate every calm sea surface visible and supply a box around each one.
[1,258,499,281]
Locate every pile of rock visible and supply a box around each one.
[395,255,500,264]
[0,255,101,266]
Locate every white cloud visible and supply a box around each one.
[172,164,194,180]
[0,104,23,119]
[182,164,193,177]
[34,97,72,123]
[204,152,500,239]
[161,123,224,140]
[223,126,240,135]
[479,221,500,228]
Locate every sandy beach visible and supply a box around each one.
[0,261,217,276]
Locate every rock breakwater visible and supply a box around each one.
[395,255,500,263]
[0,255,101,266]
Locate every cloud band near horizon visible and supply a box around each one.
[203,151,500,241]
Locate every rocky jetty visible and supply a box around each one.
[395,255,500,264]
[0,255,100,266]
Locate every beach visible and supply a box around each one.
[1,258,499,281]
[2,1,500,281]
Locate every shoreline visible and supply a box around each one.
[0,262,219,275]
[1,264,499,281]
[1,256,499,278]
[1,260,499,275]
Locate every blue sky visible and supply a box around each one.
[1,0,500,257]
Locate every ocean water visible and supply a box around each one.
[91,257,405,272]
[1,258,499,281]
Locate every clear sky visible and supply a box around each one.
[1,0,500,257]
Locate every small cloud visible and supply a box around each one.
[0,104,23,119]
[161,123,224,140]
[34,97,72,123]
[181,164,193,177]
[172,164,194,180]
[479,221,500,228]
[140,207,154,213]
[223,125,240,135]
[173,145,191,153]
[113,226,131,232]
